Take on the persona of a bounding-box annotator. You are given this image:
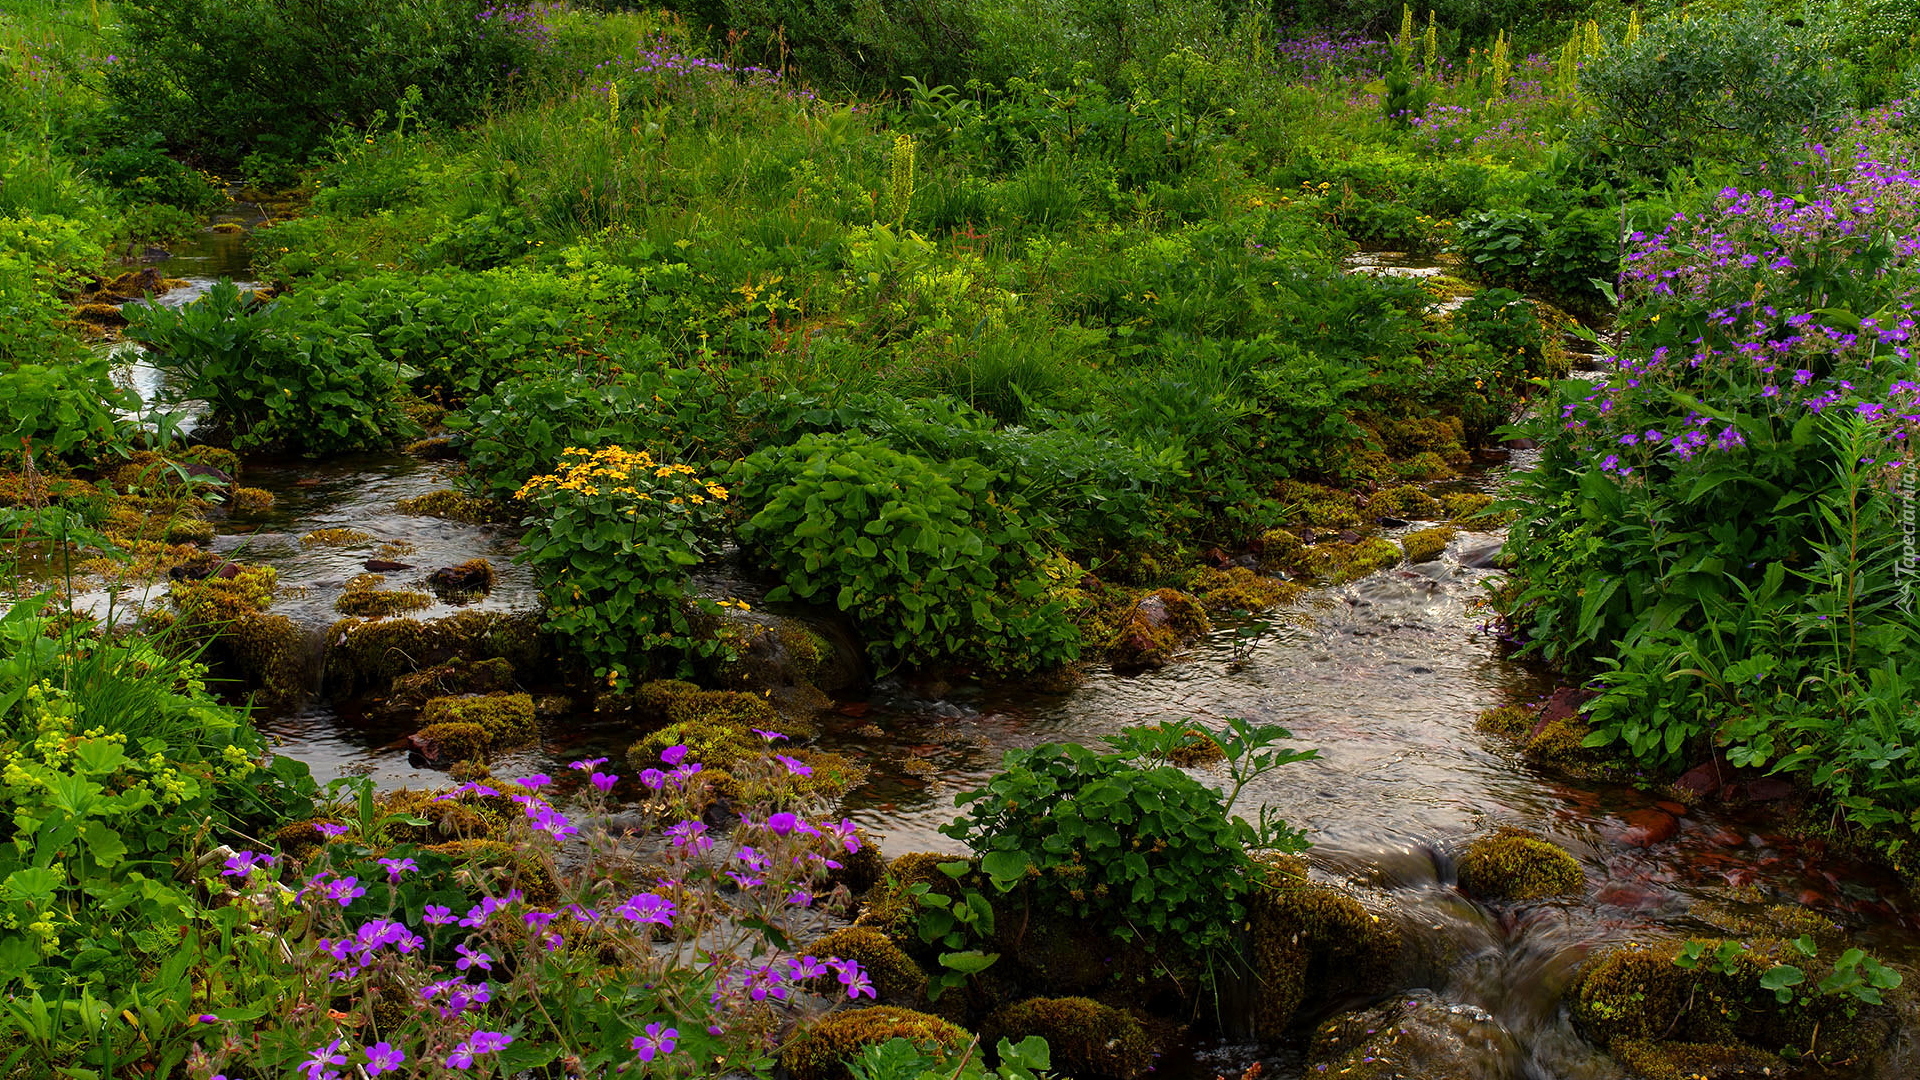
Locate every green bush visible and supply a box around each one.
[731,432,1078,673]
[123,280,413,453]
[106,0,552,161]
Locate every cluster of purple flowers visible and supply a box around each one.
[586,41,820,106]
[475,4,557,51]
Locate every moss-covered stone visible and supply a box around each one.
[1296,536,1403,584]
[326,611,546,693]
[404,436,462,459]
[984,997,1154,1080]
[806,928,931,1007]
[230,487,274,514]
[826,831,890,897]
[1455,827,1584,902]
[635,679,781,728]
[857,853,975,940]
[371,788,492,844]
[1570,937,1900,1070]
[1438,492,1495,520]
[1275,480,1363,528]
[1189,566,1303,613]
[414,722,492,762]
[1164,727,1227,767]
[1376,415,1469,462]
[158,566,308,709]
[420,838,559,903]
[389,657,518,710]
[426,558,496,602]
[1393,451,1458,481]
[396,489,512,525]
[301,527,374,546]
[335,573,433,618]
[781,1008,970,1080]
[1610,1038,1788,1080]
[1400,526,1456,564]
[1371,484,1445,521]
[1473,704,1536,739]
[1310,992,1517,1080]
[420,693,538,750]
[1249,871,1403,1038]
[1108,589,1210,671]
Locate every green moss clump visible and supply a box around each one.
[1371,484,1444,520]
[389,657,518,709]
[326,611,546,693]
[782,1008,969,1080]
[806,928,931,1007]
[1165,727,1227,767]
[636,679,781,728]
[1393,451,1457,481]
[335,574,433,618]
[1297,536,1403,584]
[1570,937,1899,1069]
[1456,827,1584,902]
[415,721,492,762]
[426,558,496,601]
[827,830,890,896]
[159,566,308,709]
[1438,492,1495,520]
[1399,526,1456,564]
[1376,415,1468,460]
[371,788,491,844]
[230,487,274,514]
[301,527,373,546]
[404,436,461,459]
[162,515,215,545]
[1107,589,1210,671]
[985,998,1153,1080]
[1474,704,1536,739]
[273,818,347,862]
[1609,1039,1788,1080]
[1189,566,1303,613]
[420,839,559,903]
[396,489,512,524]
[420,692,537,749]
[1249,873,1402,1038]
[1275,480,1363,528]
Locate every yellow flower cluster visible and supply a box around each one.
[516,446,729,506]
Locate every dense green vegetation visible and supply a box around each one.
[4,0,1920,1072]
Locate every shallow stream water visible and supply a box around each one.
[69,234,1920,1079]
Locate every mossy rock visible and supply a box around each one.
[389,657,518,710]
[984,997,1153,1080]
[396,489,513,525]
[420,839,560,904]
[1189,566,1303,613]
[302,528,374,546]
[1455,827,1584,902]
[1393,451,1458,481]
[1296,537,1403,585]
[635,679,781,728]
[780,1007,970,1080]
[73,301,128,328]
[1108,589,1210,671]
[1376,416,1469,461]
[427,558,496,602]
[1310,991,1517,1080]
[806,927,931,1008]
[826,830,890,896]
[1521,714,1617,779]
[371,788,491,844]
[420,692,538,749]
[1164,727,1227,767]
[414,722,492,763]
[1438,492,1495,520]
[230,487,274,514]
[326,611,546,693]
[1276,480,1363,528]
[1371,484,1445,521]
[335,579,433,618]
[708,615,841,693]
[1249,874,1403,1037]
[273,818,348,862]
[1610,1038,1789,1080]
[1400,526,1456,564]
[1569,938,1900,1066]
[1473,704,1536,740]
[404,436,462,459]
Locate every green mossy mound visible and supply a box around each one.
[781,1007,970,1080]
[635,679,781,728]
[388,656,518,710]
[1371,484,1445,521]
[1164,726,1228,767]
[1276,480,1364,528]
[1455,827,1584,902]
[1107,588,1210,671]
[370,788,492,844]
[1476,703,1622,781]
[1611,1038,1789,1080]
[155,565,308,710]
[1473,704,1536,739]
[1376,416,1469,462]
[327,610,545,693]
[230,486,274,514]
[421,838,560,904]
[1189,566,1303,613]
[335,573,433,618]
[1394,451,1458,481]
[1400,526,1456,564]
[413,721,491,763]
[1249,864,1403,1037]
[1570,939,1901,1072]
[396,489,513,524]
[1310,991,1517,1080]
[805,927,931,1008]
[301,528,374,546]
[1439,492,1495,520]
[984,997,1153,1080]
[427,558,496,601]
[1294,536,1403,585]
[420,692,538,750]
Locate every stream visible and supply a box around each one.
[72,231,1920,1079]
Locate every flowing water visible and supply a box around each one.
[68,235,1920,1078]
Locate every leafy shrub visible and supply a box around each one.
[516,446,734,685]
[123,280,413,453]
[941,720,1313,950]
[106,0,554,161]
[1577,8,1845,174]
[86,133,226,210]
[1457,203,1616,307]
[731,432,1078,673]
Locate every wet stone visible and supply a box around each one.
[1310,990,1519,1080]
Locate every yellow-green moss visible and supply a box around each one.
[806,928,931,1007]
[404,436,460,459]
[420,839,559,904]
[1371,484,1444,520]
[396,490,512,525]
[390,657,517,708]
[1107,589,1211,670]
[1610,1039,1787,1080]
[1400,526,1456,564]
[1275,480,1363,528]
[230,487,274,514]
[415,722,492,762]
[985,998,1153,1080]
[371,788,492,844]
[1376,415,1469,461]
[1456,827,1584,902]
[780,1008,969,1080]
[449,758,493,783]
[273,818,347,862]
[1474,704,1536,739]
[421,693,538,749]
[301,527,373,546]
[1297,536,1402,584]
[1438,492,1495,520]
[326,611,546,692]
[1189,566,1303,613]
[402,398,447,429]
[427,558,496,601]
[1165,727,1227,767]
[1249,876,1402,1038]
[335,575,433,618]
[635,680,781,728]
[1393,451,1458,481]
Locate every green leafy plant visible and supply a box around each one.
[852,1034,1054,1080]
